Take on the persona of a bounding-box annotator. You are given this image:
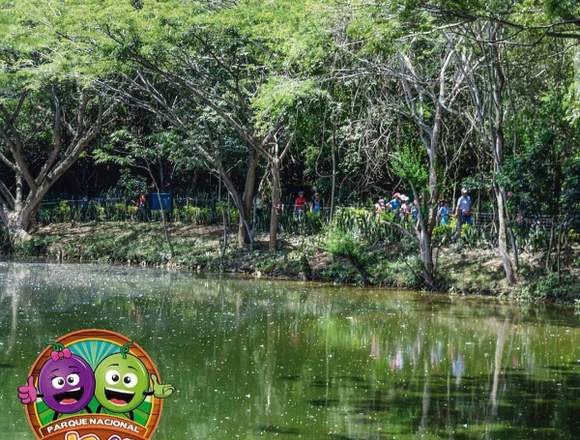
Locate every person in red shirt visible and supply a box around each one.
[136,193,148,221]
[294,191,307,217]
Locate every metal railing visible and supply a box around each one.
[37,197,577,236]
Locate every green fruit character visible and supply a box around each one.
[94,343,175,421]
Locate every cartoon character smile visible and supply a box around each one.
[105,387,136,407]
[94,342,174,420]
[18,343,96,421]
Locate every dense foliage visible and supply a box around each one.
[0,0,578,293]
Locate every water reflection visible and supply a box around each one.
[0,263,578,439]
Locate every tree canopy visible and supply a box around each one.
[0,0,578,287]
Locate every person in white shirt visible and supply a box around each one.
[455,188,473,226]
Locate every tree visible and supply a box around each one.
[252,76,325,250]
[0,0,118,242]
[391,35,467,288]
[92,7,282,248]
[0,86,114,241]
[93,127,183,256]
[341,2,469,287]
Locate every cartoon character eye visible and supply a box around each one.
[67,373,80,386]
[105,370,121,385]
[123,373,138,388]
[52,377,66,389]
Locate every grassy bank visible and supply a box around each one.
[8,222,579,305]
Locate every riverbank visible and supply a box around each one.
[9,222,579,304]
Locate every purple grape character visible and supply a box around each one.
[18,343,96,421]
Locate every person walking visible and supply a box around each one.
[310,192,322,215]
[438,200,449,225]
[455,188,472,229]
[294,191,307,220]
[387,193,401,211]
[375,197,386,214]
[136,193,148,222]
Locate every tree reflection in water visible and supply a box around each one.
[0,263,578,440]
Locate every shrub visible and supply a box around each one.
[325,228,369,283]
[13,235,53,257]
[215,202,239,225]
[514,273,579,304]
[176,205,213,224]
[96,205,106,221]
[432,224,454,245]
[321,260,359,284]
[333,207,402,243]
[127,205,138,220]
[371,255,425,289]
[110,203,128,221]
[56,201,72,223]
[302,211,324,234]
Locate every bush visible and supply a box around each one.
[300,211,324,234]
[514,273,579,304]
[321,260,359,284]
[333,207,402,243]
[215,202,239,225]
[325,228,362,261]
[127,205,138,220]
[177,205,212,224]
[110,203,128,221]
[371,255,425,289]
[56,201,72,223]
[13,235,53,257]
[456,222,489,248]
[432,223,454,245]
[325,228,369,283]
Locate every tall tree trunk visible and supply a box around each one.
[418,219,435,288]
[145,164,174,259]
[269,159,281,251]
[495,185,516,283]
[238,146,258,248]
[490,28,517,285]
[330,124,337,219]
[2,176,58,244]
[411,185,435,289]
[217,165,253,250]
[4,210,32,243]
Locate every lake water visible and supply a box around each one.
[0,263,578,439]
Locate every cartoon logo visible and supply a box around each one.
[18,329,175,440]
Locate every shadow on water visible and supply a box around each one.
[278,374,301,381]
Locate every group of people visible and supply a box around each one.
[271,190,322,218]
[375,188,473,228]
[293,191,322,216]
[374,192,415,220]
[289,187,474,227]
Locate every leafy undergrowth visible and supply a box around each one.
[7,222,579,304]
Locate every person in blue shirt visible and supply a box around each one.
[455,188,473,226]
[438,200,449,225]
[310,192,321,215]
[387,193,401,211]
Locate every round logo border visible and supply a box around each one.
[25,329,164,440]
